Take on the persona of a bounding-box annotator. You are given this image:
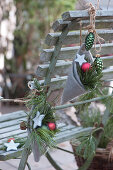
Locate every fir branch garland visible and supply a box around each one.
[26,79,59,154]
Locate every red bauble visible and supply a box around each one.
[48,122,56,130]
[81,62,91,72]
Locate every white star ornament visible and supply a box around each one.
[4,140,20,151]
[33,111,45,129]
[75,54,86,66]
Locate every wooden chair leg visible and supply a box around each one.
[46,151,63,170]
[18,147,31,170]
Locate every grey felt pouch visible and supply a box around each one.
[61,43,94,104]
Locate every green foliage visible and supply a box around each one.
[78,103,113,149]
[78,63,103,90]
[25,79,59,153]
[75,88,103,111]
[76,134,97,159]
[80,109,102,128]
[13,0,77,63]
[99,116,113,148]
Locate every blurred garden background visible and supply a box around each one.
[0,0,76,102]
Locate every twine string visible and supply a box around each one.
[84,2,105,53]
[80,20,82,46]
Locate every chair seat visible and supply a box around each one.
[0,111,93,161]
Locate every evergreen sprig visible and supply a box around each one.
[80,109,102,128]
[78,105,113,149]
[99,116,113,148]
[25,79,59,154]
[77,63,103,90]
[76,134,97,159]
[75,88,103,111]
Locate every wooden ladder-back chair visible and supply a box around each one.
[0,9,113,170]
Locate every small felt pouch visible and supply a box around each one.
[61,43,94,104]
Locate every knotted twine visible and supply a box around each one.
[80,1,105,54]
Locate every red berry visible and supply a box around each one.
[48,122,56,131]
[81,62,91,72]
[8,138,15,142]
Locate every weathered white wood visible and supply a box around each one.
[0,123,72,148]
[0,148,23,161]
[44,21,70,85]
[0,117,27,129]
[0,126,93,161]
[39,67,113,91]
[0,110,26,123]
[45,29,113,46]
[55,127,93,144]
[0,124,20,134]
[52,19,113,32]
[62,10,113,21]
[0,130,26,143]
[102,56,113,68]
[40,43,113,62]
[102,68,113,80]
[39,76,67,90]
[37,61,72,77]
[0,133,28,150]
[37,57,113,77]
[56,127,83,137]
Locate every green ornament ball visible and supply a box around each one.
[85,32,95,51]
[41,125,48,130]
[94,57,103,73]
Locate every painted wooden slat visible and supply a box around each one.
[102,68,113,80]
[37,57,113,77]
[0,124,76,151]
[0,124,75,145]
[44,23,70,85]
[39,76,66,91]
[40,43,113,62]
[102,56,113,68]
[56,127,83,137]
[0,133,28,149]
[0,117,27,129]
[39,67,113,91]
[0,129,26,142]
[36,61,72,77]
[45,29,113,46]
[0,124,20,134]
[0,126,93,161]
[62,10,113,21]
[0,123,73,147]
[0,110,26,123]
[55,127,93,144]
[0,148,23,161]
[52,19,113,32]
[0,122,66,144]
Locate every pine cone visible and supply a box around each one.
[20,121,27,130]
[94,57,103,73]
[85,32,95,51]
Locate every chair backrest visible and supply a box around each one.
[36,10,113,95]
